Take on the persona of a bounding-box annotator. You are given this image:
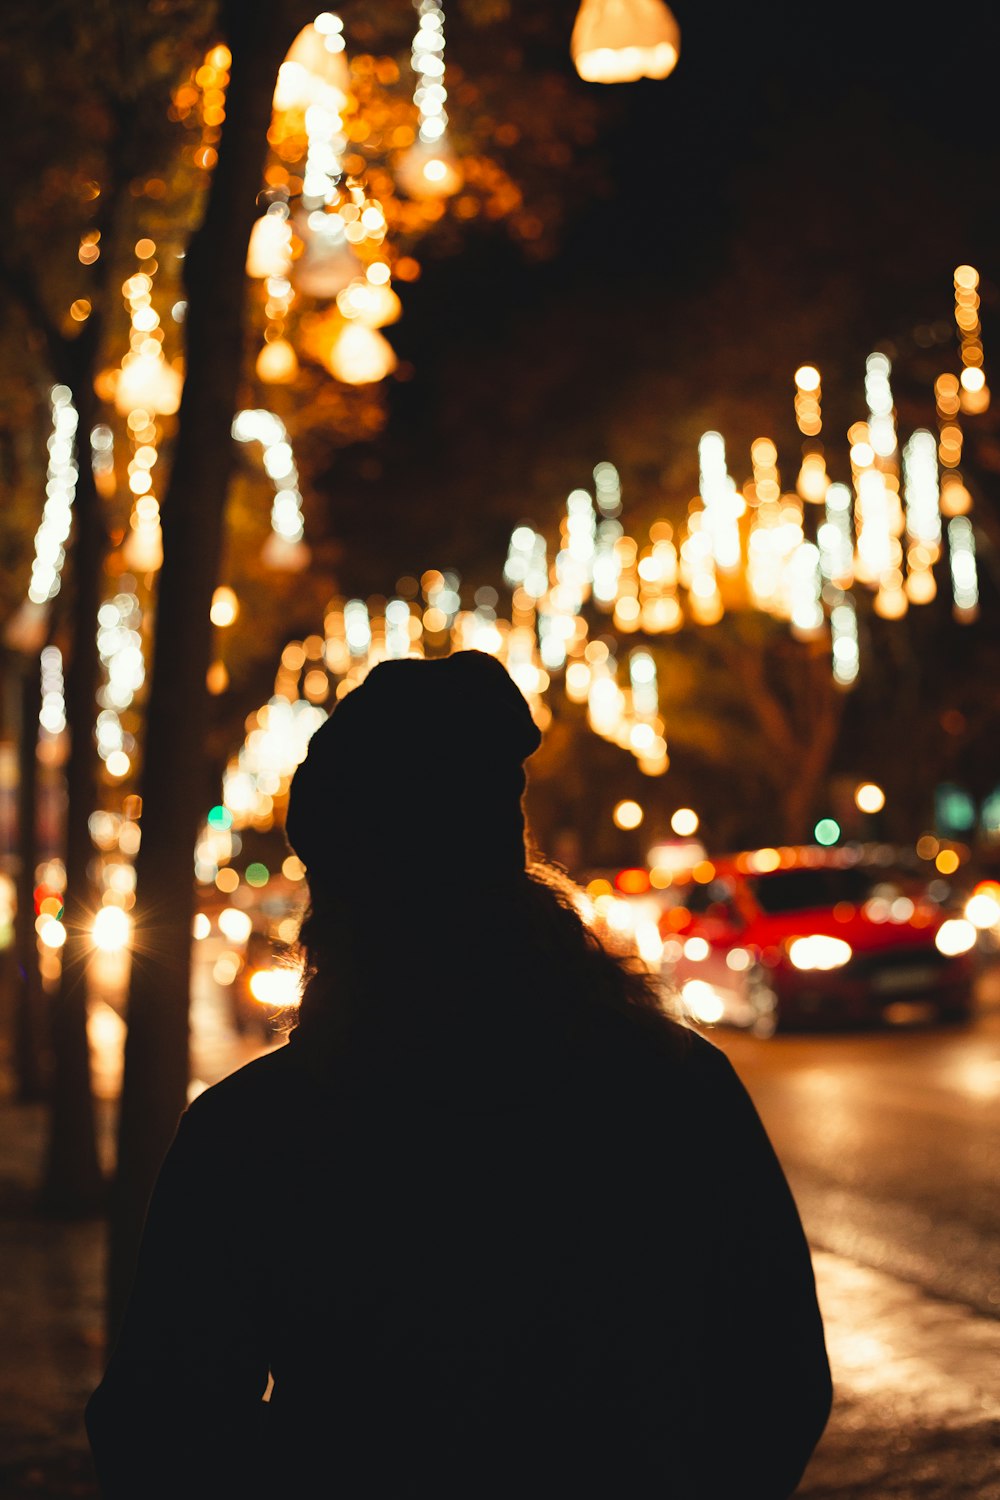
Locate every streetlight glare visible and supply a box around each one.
[92,906,132,954]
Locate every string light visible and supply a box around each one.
[680,515,722,625]
[94,588,144,782]
[698,431,743,572]
[793,365,822,437]
[628,650,668,773]
[88,255,168,819]
[830,593,860,687]
[638,522,682,633]
[27,387,78,605]
[954,264,989,415]
[787,542,823,639]
[793,367,829,506]
[344,598,373,657]
[397,3,462,199]
[745,439,787,614]
[849,404,906,618]
[385,597,415,659]
[948,516,979,621]
[204,289,997,854]
[901,431,940,604]
[114,267,181,425]
[611,535,640,634]
[297,18,349,208]
[232,408,309,569]
[259,17,403,393]
[38,646,66,736]
[864,352,897,461]
[817,483,854,589]
[170,41,231,173]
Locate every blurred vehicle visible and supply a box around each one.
[661,847,977,1034]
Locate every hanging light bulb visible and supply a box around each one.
[122,515,164,572]
[256,339,299,384]
[246,210,293,279]
[114,352,182,417]
[571,0,680,84]
[395,139,463,199]
[261,531,311,572]
[326,322,398,384]
[293,222,362,297]
[336,277,402,328]
[273,19,349,113]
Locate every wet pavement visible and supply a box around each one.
[801,1253,1000,1497]
[3,973,1000,1496]
[714,1003,1000,1318]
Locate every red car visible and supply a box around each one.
[660,847,977,1034]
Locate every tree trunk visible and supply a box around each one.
[12,654,46,1102]
[107,1,312,1340]
[41,370,108,1215]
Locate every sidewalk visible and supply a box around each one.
[0,1095,105,1498]
[2,1090,998,1497]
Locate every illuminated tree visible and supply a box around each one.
[0,0,610,1260]
[0,1,218,1210]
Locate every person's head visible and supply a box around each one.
[285,650,541,902]
[284,650,674,1044]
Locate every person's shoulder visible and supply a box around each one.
[680,1026,739,1079]
[184,1040,310,1127]
[603,1003,724,1070]
[598,1007,748,1107]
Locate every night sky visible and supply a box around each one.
[325,0,1000,598]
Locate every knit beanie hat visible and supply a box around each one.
[285,651,541,893]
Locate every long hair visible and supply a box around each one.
[289,853,690,1060]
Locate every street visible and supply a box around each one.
[712,988,1000,1496]
[717,1008,1000,1318]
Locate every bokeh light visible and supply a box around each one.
[854,782,886,815]
[613,799,643,830]
[670,807,699,837]
[92,906,132,953]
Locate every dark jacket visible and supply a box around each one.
[87,1012,831,1497]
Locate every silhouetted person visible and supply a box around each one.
[87,651,831,1497]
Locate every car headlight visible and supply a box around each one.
[964,892,1000,930]
[935,918,977,957]
[787,935,853,971]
